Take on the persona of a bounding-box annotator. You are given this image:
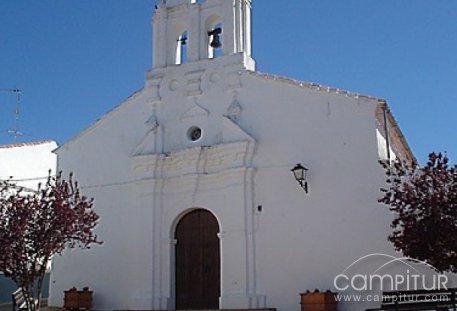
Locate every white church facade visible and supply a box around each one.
[49,1,416,311]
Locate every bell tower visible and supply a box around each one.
[152,0,254,70]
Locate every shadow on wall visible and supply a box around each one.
[0,273,50,304]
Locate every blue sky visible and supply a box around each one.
[0,0,456,164]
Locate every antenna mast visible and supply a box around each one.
[0,88,23,142]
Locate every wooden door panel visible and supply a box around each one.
[175,209,220,310]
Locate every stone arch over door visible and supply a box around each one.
[174,209,220,310]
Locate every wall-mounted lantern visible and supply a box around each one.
[291,163,309,194]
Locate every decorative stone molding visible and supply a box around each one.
[185,69,205,96]
[130,136,260,310]
[145,75,163,103]
[209,72,221,83]
[222,116,255,143]
[131,140,256,181]
[223,60,245,90]
[169,79,179,92]
[131,131,157,157]
[131,110,163,156]
[180,101,209,120]
[145,111,159,132]
[225,70,243,90]
[226,99,242,123]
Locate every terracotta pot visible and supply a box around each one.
[64,291,80,309]
[77,291,92,309]
[300,291,338,311]
[64,288,93,310]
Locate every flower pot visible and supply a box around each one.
[77,290,92,309]
[64,288,92,310]
[64,289,79,309]
[300,291,338,311]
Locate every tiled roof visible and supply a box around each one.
[247,70,384,102]
[0,140,56,149]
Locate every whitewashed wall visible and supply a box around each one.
[0,141,58,190]
[46,50,435,311]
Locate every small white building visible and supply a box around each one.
[0,140,57,303]
[0,140,58,191]
[49,1,416,311]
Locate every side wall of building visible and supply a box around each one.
[0,141,58,189]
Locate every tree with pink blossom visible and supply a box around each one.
[0,173,102,311]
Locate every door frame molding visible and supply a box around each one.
[131,140,266,309]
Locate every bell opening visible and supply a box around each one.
[208,24,223,59]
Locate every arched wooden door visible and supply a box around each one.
[175,209,220,310]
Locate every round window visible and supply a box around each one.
[187,126,202,142]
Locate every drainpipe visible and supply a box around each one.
[382,104,391,162]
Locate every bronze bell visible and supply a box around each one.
[208,28,222,48]
[210,35,221,48]
[177,36,187,45]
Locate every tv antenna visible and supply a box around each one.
[0,88,23,142]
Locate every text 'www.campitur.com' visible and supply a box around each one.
[334,294,451,303]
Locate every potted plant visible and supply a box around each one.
[64,287,92,310]
[300,289,338,311]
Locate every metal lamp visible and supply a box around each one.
[291,163,309,194]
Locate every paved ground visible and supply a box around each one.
[0,303,11,311]
[0,308,65,311]
[0,301,59,311]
